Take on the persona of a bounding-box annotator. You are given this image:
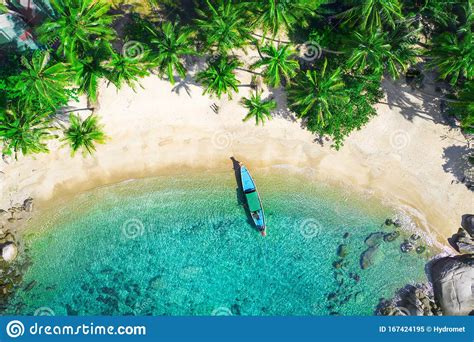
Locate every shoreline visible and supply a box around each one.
[1,73,472,250]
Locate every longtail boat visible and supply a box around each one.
[240,164,266,236]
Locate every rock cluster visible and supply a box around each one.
[0,197,34,312]
[377,284,442,316]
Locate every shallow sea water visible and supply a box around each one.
[7,169,430,315]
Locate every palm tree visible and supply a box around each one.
[10,51,72,109]
[287,59,349,126]
[196,56,241,99]
[37,0,116,61]
[0,105,54,159]
[62,113,106,156]
[248,0,322,38]
[107,52,149,91]
[345,29,413,79]
[147,21,195,84]
[251,44,299,87]
[71,42,112,104]
[241,91,277,125]
[449,81,474,133]
[428,31,474,85]
[339,0,404,32]
[195,0,251,53]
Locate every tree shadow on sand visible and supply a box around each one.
[381,69,455,126]
[442,145,474,191]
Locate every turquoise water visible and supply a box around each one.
[8,169,430,316]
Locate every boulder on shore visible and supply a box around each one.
[461,214,474,237]
[449,226,474,254]
[2,243,18,262]
[430,255,474,315]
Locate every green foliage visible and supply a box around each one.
[71,42,112,103]
[196,56,241,99]
[37,0,116,61]
[252,44,299,88]
[248,0,323,37]
[0,105,54,159]
[288,59,383,148]
[147,21,195,84]
[287,59,348,126]
[8,51,73,109]
[195,0,251,53]
[428,31,474,85]
[241,91,277,125]
[62,114,106,156]
[107,52,149,91]
[339,0,404,32]
[449,81,474,134]
[345,29,415,79]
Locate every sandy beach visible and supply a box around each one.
[0,65,472,247]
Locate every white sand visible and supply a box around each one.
[0,67,472,246]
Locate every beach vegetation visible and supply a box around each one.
[147,21,195,85]
[251,44,299,88]
[62,114,107,156]
[241,91,277,125]
[196,56,241,99]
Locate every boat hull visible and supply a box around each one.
[240,164,266,236]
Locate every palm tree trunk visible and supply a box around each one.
[236,67,262,76]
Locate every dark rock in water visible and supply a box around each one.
[350,272,360,282]
[416,246,426,254]
[410,234,421,241]
[333,259,344,269]
[393,220,402,228]
[24,280,37,292]
[22,198,34,212]
[384,231,400,242]
[430,255,474,315]
[360,246,382,269]
[231,303,241,315]
[365,232,385,247]
[327,292,337,301]
[400,240,414,253]
[329,311,339,316]
[343,232,350,239]
[337,244,348,258]
[66,304,78,315]
[385,219,394,226]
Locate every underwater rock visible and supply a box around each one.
[384,231,400,242]
[410,234,421,241]
[333,259,344,269]
[360,246,381,269]
[377,284,441,316]
[393,220,402,228]
[349,273,360,282]
[400,241,414,253]
[364,232,385,247]
[385,219,394,226]
[343,232,350,239]
[416,246,426,254]
[431,255,474,315]
[337,244,348,258]
[1,243,17,262]
[231,303,241,315]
